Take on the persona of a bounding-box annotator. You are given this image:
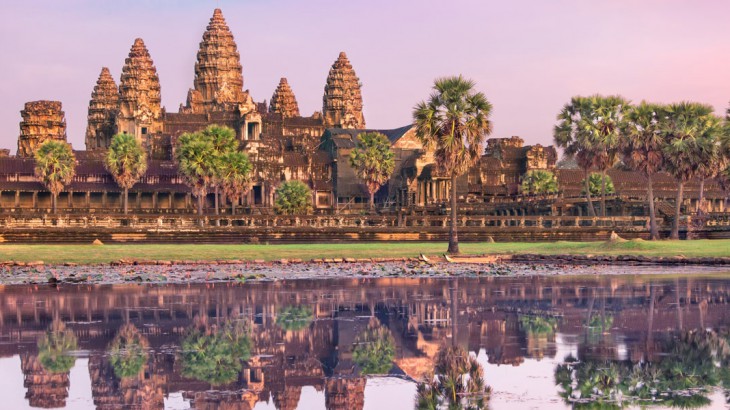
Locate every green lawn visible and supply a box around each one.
[0,239,729,264]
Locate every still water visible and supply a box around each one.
[1,273,729,409]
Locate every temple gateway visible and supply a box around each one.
[0,8,726,221]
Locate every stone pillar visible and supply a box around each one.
[85,191,90,208]
[32,192,38,208]
[102,191,107,207]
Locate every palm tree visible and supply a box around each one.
[175,132,215,216]
[554,95,628,217]
[349,132,395,211]
[694,126,726,216]
[274,180,313,215]
[413,76,493,254]
[203,125,238,215]
[34,140,76,214]
[520,169,558,196]
[105,133,147,214]
[216,151,252,215]
[415,345,490,409]
[660,102,722,239]
[620,102,667,240]
[352,318,396,375]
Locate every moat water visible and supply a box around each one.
[1,272,730,409]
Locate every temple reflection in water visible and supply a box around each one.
[1,275,730,409]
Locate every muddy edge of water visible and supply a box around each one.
[1,258,729,286]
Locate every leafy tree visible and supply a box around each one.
[216,151,252,215]
[274,180,312,215]
[38,320,77,374]
[620,102,667,240]
[520,170,558,195]
[554,95,629,217]
[109,324,148,379]
[34,140,76,214]
[105,133,147,214]
[180,320,251,386]
[175,132,216,216]
[414,75,493,254]
[352,319,396,375]
[348,132,395,210]
[660,102,722,239]
[581,173,615,197]
[275,305,313,332]
[204,125,238,215]
[415,345,491,409]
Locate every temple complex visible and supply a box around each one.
[0,7,728,234]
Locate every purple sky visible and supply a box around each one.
[1,0,729,154]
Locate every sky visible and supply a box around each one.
[0,0,729,154]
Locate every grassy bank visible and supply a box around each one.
[1,239,729,265]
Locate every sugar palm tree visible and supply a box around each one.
[413,76,493,254]
[216,151,252,215]
[105,133,147,214]
[203,125,238,215]
[660,102,722,239]
[175,132,216,216]
[620,102,667,240]
[554,95,628,216]
[695,126,726,216]
[34,140,76,214]
[520,169,558,196]
[348,132,395,211]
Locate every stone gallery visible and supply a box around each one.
[0,9,726,220]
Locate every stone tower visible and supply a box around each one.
[17,100,68,158]
[85,67,120,151]
[186,8,250,113]
[117,38,162,142]
[322,52,365,129]
[269,78,300,119]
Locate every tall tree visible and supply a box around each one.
[520,169,559,196]
[203,125,238,215]
[620,102,666,240]
[175,132,215,217]
[694,125,726,215]
[348,132,395,211]
[104,133,148,214]
[216,151,252,215]
[660,102,721,239]
[414,75,493,254]
[274,180,312,215]
[554,95,628,217]
[34,140,76,214]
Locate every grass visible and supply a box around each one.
[0,239,729,265]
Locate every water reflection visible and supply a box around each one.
[0,274,729,409]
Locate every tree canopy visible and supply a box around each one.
[274,180,312,215]
[349,131,395,210]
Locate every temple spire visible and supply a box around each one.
[269,78,300,119]
[322,52,365,129]
[186,8,247,113]
[85,67,119,150]
[117,38,162,141]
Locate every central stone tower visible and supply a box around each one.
[322,52,365,129]
[185,8,250,113]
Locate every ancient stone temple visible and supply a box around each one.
[322,52,365,129]
[269,78,300,119]
[185,8,252,114]
[85,67,120,151]
[17,101,68,157]
[117,38,162,142]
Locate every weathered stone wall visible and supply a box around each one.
[17,101,68,157]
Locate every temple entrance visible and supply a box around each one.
[252,186,263,205]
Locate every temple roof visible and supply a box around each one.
[269,78,300,119]
[322,52,365,129]
[118,38,161,120]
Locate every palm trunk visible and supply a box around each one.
[583,169,596,217]
[600,171,607,216]
[369,191,375,212]
[123,187,129,215]
[52,192,57,214]
[646,174,658,240]
[197,194,203,216]
[448,174,459,255]
[697,177,705,215]
[214,186,219,215]
[670,181,684,240]
[231,196,236,216]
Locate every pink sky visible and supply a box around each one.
[0,0,728,154]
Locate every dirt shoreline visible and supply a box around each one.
[1,255,729,286]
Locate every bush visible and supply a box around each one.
[274,181,312,215]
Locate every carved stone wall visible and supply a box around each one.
[117,38,162,141]
[322,52,365,129]
[17,100,68,157]
[269,78,300,119]
[85,67,119,151]
[185,8,250,114]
